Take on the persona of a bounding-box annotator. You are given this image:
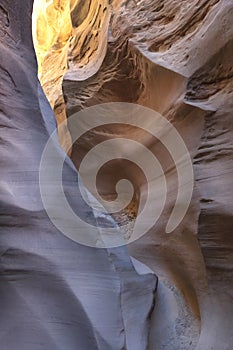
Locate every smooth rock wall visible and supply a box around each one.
[0,1,157,349]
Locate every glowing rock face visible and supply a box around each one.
[32,0,111,152]
[32,0,110,106]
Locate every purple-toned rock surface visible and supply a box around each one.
[0,1,157,349]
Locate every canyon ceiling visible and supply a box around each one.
[0,0,233,350]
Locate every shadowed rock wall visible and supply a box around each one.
[0,1,157,349]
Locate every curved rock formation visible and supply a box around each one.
[0,0,233,350]
[0,1,157,350]
[32,0,110,151]
[63,1,233,349]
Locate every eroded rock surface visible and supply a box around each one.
[62,1,232,349]
[0,0,233,350]
[32,0,111,151]
[0,1,157,350]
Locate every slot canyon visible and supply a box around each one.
[0,0,232,349]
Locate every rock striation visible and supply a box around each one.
[32,0,111,151]
[0,0,233,350]
[63,1,233,349]
[0,1,157,350]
